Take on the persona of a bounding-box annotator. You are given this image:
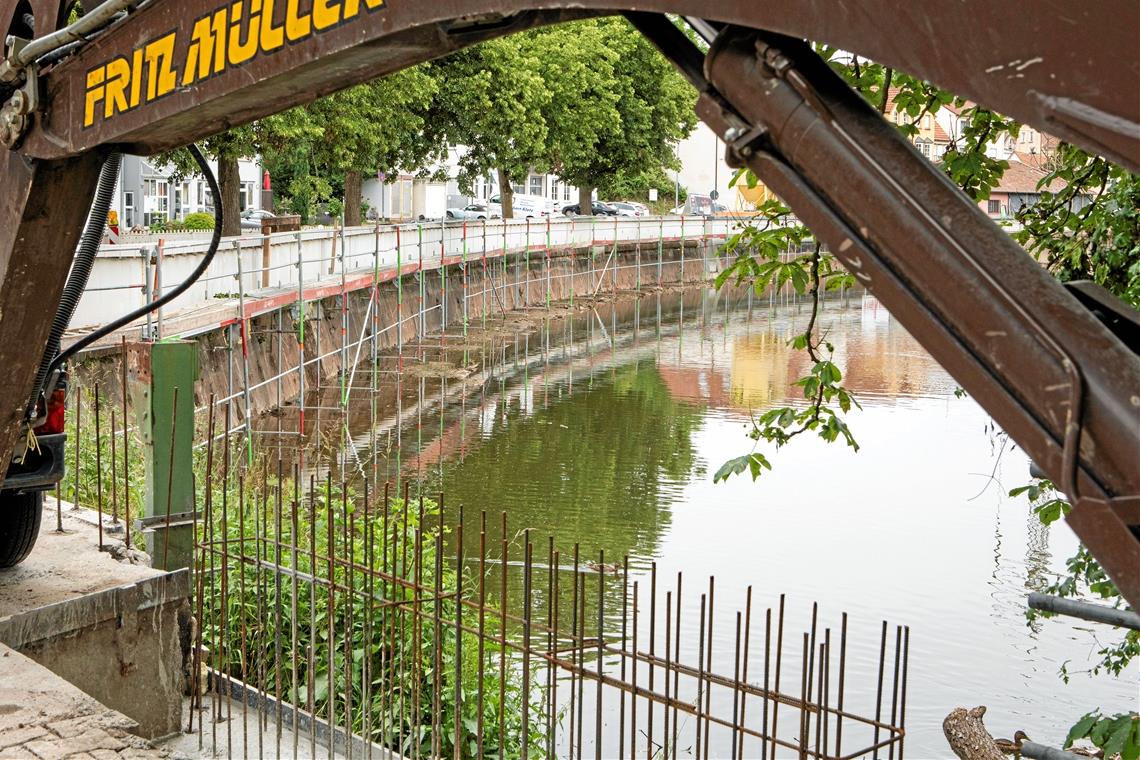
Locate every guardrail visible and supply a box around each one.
[76,215,745,330]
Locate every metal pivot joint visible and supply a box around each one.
[687,25,1140,607]
[0,37,38,148]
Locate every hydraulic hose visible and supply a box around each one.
[26,152,121,420]
[43,143,222,387]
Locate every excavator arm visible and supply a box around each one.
[1,0,1138,602]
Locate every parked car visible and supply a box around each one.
[607,202,642,217]
[240,208,276,230]
[562,201,620,216]
[445,203,501,220]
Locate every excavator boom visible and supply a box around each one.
[1,0,1138,602]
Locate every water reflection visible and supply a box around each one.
[251,286,1136,757]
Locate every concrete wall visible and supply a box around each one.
[76,236,725,427]
[194,237,722,423]
[0,562,188,740]
[75,216,739,330]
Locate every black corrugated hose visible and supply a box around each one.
[34,143,222,414]
[26,151,122,421]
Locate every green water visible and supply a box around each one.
[268,286,1134,757]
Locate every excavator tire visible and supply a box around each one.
[0,489,42,568]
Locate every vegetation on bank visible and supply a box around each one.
[59,388,546,758]
[202,475,546,758]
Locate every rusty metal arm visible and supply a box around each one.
[643,22,1140,605]
[1,0,1138,601]
[3,0,1137,164]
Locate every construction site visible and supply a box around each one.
[1,2,1138,760]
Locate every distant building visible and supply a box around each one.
[885,87,952,159]
[111,155,264,230]
[676,122,737,210]
[361,145,580,220]
[979,159,1070,220]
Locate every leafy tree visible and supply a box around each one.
[161,109,317,234]
[428,19,696,218]
[427,38,552,218]
[161,126,259,236]
[283,70,440,226]
[537,18,697,215]
[1015,147,1140,306]
[256,69,440,226]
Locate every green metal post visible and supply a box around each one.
[127,340,200,570]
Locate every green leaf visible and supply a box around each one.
[1102,715,1136,759]
[713,453,771,483]
[1092,716,1114,746]
[1066,712,1099,748]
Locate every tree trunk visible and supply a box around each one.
[218,154,242,237]
[497,168,514,219]
[943,707,1006,760]
[878,67,895,114]
[578,184,594,217]
[343,170,363,227]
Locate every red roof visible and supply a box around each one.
[993,159,1066,193]
[885,87,950,142]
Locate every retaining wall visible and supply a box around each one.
[79,238,724,424]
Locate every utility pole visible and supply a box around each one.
[713,132,719,199]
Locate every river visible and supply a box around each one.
[268,285,1135,757]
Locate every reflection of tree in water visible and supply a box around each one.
[447,358,703,562]
[437,358,705,631]
[1024,508,1052,635]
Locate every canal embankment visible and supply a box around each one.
[70,217,731,425]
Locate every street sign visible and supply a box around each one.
[710,189,719,200]
[648,188,658,201]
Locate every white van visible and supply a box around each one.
[488,193,551,219]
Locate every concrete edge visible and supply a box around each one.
[0,568,189,650]
[216,671,407,760]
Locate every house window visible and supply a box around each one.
[564,184,571,201]
[143,178,169,222]
[529,175,543,196]
[511,182,524,195]
[916,139,932,158]
[124,192,135,228]
[987,199,1001,215]
[922,114,931,129]
[239,182,255,211]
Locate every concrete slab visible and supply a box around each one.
[160,694,348,760]
[0,497,156,618]
[0,497,187,740]
[0,642,169,759]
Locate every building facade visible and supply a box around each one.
[362,145,581,221]
[112,155,265,231]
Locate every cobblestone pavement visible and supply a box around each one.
[0,644,169,760]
